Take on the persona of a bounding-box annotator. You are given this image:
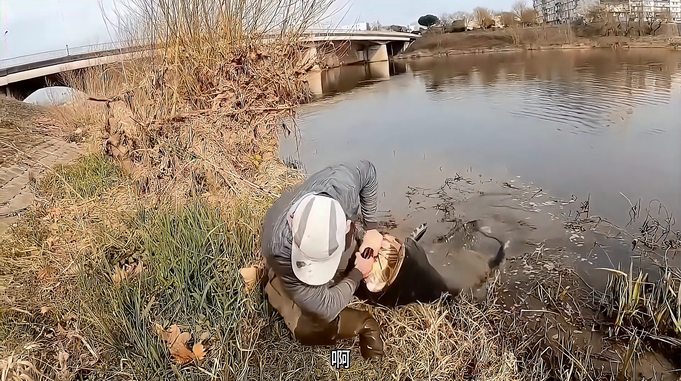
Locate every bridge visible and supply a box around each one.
[0,30,418,100]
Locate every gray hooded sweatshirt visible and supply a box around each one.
[260,160,379,323]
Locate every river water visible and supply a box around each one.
[280,49,681,291]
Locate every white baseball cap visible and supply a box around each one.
[289,193,347,286]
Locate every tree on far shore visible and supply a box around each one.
[499,11,518,27]
[418,14,440,28]
[513,0,538,26]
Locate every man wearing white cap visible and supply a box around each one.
[260,160,385,359]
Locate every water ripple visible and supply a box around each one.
[512,71,676,133]
[413,50,681,135]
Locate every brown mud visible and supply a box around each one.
[372,169,681,379]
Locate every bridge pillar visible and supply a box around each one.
[303,69,323,96]
[2,86,16,99]
[299,46,319,71]
[368,61,390,79]
[365,43,388,63]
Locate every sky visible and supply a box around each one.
[328,0,515,26]
[0,0,515,60]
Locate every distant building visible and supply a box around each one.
[337,23,370,31]
[534,0,681,23]
[407,24,426,32]
[602,0,681,21]
[533,0,599,23]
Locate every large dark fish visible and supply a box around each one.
[354,221,508,307]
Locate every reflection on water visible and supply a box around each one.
[305,61,407,97]
[281,49,681,285]
[409,50,681,133]
[284,49,681,225]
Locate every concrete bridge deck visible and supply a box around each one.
[1,31,418,95]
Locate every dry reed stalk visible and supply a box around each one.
[598,262,681,350]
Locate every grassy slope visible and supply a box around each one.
[0,154,527,380]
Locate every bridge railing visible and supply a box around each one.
[302,29,419,37]
[0,40,147,70]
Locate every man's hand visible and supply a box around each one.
[354,253,375,278]
[359,229,382,258]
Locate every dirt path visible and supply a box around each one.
[0,96,81,235]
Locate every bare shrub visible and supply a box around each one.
[513,0,538,26]
[59,0,333,197]
[474,7,496,29]
[500,11,518,28]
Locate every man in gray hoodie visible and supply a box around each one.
[260,160,384,359]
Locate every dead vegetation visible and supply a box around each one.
[48,0,332,201]
[0,149,303,379]
[0,154,530,380]
[2,0,332,378]
[596,262,681,359]
[404,25,588,57]
[3,1,681,380]
[0,97,63,167]
[577,4,677,38]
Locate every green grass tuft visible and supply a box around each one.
[40,154,121,199]
[76,198,267,379]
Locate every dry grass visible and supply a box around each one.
[404,26,599,57]
[56,50,310,198]
[0,155,141,380]
[244,294,522,380]
[406,30,516,54]
[598,262,681,346]
[2,152,660,380]
[0,153,291,380]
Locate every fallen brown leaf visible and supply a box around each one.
[57,350,69,371]
[40,306,52,314]
[239,266,261,292]
[112,260,144,285]
[199,331,211,343]
[155,324,205,365]
[192,343,206,361]
[37,267,56,280]
[112,267,126,285]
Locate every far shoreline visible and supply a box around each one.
[396,28,681,60]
